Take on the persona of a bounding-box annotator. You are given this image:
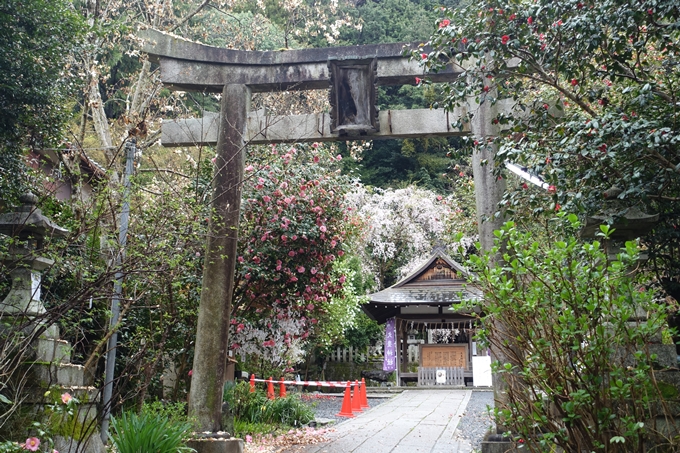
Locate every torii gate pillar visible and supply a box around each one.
[189,83,249,433]
[469,95,506,254]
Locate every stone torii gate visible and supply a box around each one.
[140,28,506,438]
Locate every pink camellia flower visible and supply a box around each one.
[415,77,422,84]
[501,35,510,44]
[421,53,428,60]
[439,19,450,28]
[188,370,193,376]
[245,165,254,172]
[288,251,296,257]
[307,304,315,311]
[338,275,346,284]
[313,155,320,163]
[548,185,557,194]
[336,154,342,161]
[236,323,245,333]
[61,392,72,404]
[297,266,305,273]
[571,78,578,86]
[509,13,516,20]
[527,16,533,24]
[319,225,327,233]
[245,435,252,443]
[24,438,40,451]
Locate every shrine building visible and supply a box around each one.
[363,248,492,387]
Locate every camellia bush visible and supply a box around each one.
[230,143,360,373]
[419,0,680,306]
[460,215,678,452]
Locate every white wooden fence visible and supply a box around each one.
[417,367,465,386]
[326,344,421,363]
[326,346,369,362]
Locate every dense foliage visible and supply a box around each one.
[0,0,83,204]
[421,0,680,301]
[462,216,676,451]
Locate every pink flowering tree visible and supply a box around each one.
[229,143,359,374]
[346,185,476,289]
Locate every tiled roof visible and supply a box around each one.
[363,248,482,323]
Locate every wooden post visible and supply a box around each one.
[400,320,408,373]
[189,83,249,432]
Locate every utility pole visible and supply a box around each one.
[100,139,136,443]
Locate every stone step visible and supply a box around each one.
[24,385,99,405]
[33,337,71,364]
[35,363,86,387]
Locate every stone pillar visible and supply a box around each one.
[469,95,505,253]
[468,90,515,451]
[189,84,249,433]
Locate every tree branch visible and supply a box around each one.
[171,0,211,32]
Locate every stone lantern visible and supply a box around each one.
[0,192,68,331]
[580,205,659,253]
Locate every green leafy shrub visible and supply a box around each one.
[110,410,194,453]
[461,215,678,452]
[224,382,313,427]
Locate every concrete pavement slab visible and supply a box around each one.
[281,389,474,453]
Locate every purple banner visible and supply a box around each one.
[383,317,397,371]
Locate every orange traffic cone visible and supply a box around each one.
[250,374,256,393]
[360,378,369,409]
[267,377,275,400]
[336,381,354,418]
[351,380,363,413]
[279,378,287,398]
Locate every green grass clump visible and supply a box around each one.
[110,410,194,453]
[224,381,314,427]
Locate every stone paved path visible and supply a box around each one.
[284,389,474,453]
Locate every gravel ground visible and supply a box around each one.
[454,391,495,451]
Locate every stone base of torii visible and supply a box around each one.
[140,28,509,452]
